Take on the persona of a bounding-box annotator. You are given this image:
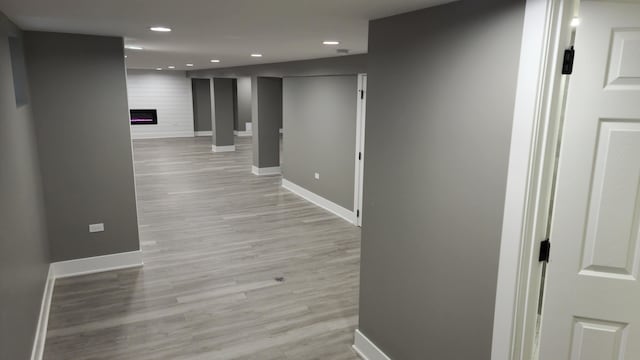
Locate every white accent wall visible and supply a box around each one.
[127,69,195,139]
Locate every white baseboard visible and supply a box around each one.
[131,131,195,140]
[30,266,54,360]
[279,128,283,134]
[31,250,143,359]
[252,166,281,176]
[51,250,143,279]
[194,131,213,137]
[353,329,392,360]
[212,145,236,152]
[282,179,356,224]
[234,130,252,137]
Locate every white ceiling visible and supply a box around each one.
[0,0,453,70]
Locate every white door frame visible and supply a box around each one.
[491,0,578,359]
[353,74,367,227]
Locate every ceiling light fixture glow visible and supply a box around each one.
[155,67,162,71]
[168,66,176,69]
[251,54,263,58]
[210,59,220,63]
[125,45,143,50]
[186,63,194,67]
[570,17,581,27]
[323,41,340,45]
[150,26,172,32]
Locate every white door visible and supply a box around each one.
[538,1,640,359]
[354,74,367,227]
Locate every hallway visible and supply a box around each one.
[43,136,361,359]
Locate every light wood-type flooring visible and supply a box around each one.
[43,136,362,360]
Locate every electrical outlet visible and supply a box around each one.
[89,223,105,233]
[314,172,320,180]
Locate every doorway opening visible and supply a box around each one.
[494,1,640,359]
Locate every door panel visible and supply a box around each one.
[606,29,640,89]
[538,1,640,359]
[570,318,628,360]
[581,121,640,280]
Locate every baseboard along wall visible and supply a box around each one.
[30,250,143,360]
[281,179,356,224]
[234,130,252,137]
[251,166,281,176]
[352,329,393,360]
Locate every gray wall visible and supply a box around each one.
[358,1,525,359]
[252,77,282,168]
[0,13,51,360]
[193,55,365,134]
[213,78,236,147]
[192,78,212,132]
[283,76,358,210]
[189,54,367,79]
[24,32,140,262]
[236,77,252,132]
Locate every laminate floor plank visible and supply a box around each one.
[43,136,361,360]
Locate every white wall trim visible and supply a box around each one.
[252,166,281,176]
[30,266,54,360]
[195,131,213,137]
[282,179,356,224]
[234,130,252,137]
[352,329,392,360]
[212,145,236,152]
[491,0,575,359]
[51,250,143,279]
[31,251,143,359]
[131,131,195,140]
[353,73,368,227]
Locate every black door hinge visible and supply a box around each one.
[356,210,360,218]
[360,90,364,99]
[358,152,362,160]
[539,239,551,263]
[562,46,575,75]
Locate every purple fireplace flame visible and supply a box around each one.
[130,109,158,125]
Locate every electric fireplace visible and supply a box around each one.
[130,109,158,125]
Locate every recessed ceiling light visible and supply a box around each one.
[570,17,581,27]
[251,54,263,58]
[210,59,221,63]
[323,41,340,45]
[168,66,176,69]
[186,63,194,67]
[155,68,162,71]
[150,26,172,32]
[125,45,143,50]
[124,55,127,58]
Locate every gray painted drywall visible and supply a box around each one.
[213,78,235,147]
[252,77,282,168]
[0,13,50,360]
[192,78,212,132]
[236,77,252,132]
[24,31,140,262]
[283,76,358,210]
[189,54,367,79]
[358,1,525,359]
